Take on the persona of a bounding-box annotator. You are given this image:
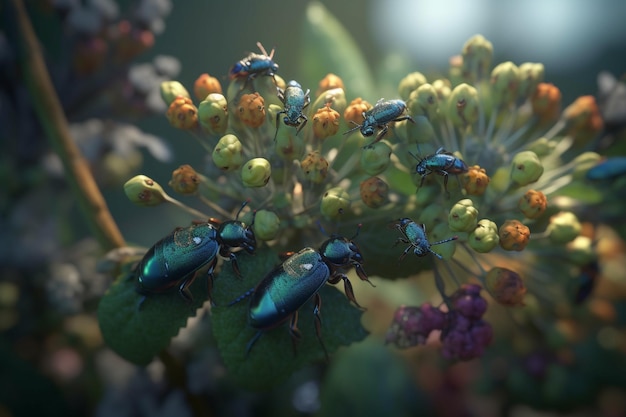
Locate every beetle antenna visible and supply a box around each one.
[350,223,363,240]
[235,199,250,219]
[431,235,459,247]
[316,220,330,237]
[343,122,361,135]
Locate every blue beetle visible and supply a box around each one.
[393,218,458,260]
[274,80,311,140]
[135,202,256,307]
[229,225,373,359]
[229,42,279,84]
[411,147,469,196]
[344,98,415,146]
[586,156,626,182]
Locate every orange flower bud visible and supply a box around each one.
[316,73,344,97]
[519,190,547,219]
[344,97,372,126]
[462,165,490,196]
[563,95,603,143]
[312,104,340,139]
[168,165,200,195]
[166,96,198,130]
[485,267,526,306]
[236,92,266,128]
[499,219,530,251]
[360,176,389,208]
[531,83,561,124]
[193,73,223,101]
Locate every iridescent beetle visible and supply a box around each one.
[229,224,374,359]
[392,218,458,260]
[586,157,626,182]
[410,147,469,196]
[343,98,415,146]
[135,202,256,307]
[274,80,310,140]
[229,42,278,84]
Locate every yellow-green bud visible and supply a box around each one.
[310,88,347,116]
[198,93,228,136]
[359,176,389,208]
[320,187,350,219]
[360,141,392,176]
[251,210,281,241]
[468,219,499,253]
[485,267,526,306]
[491,166,510,192]
[241,158,271,188]
[407,84,439,119]
[447,83,479,127]
[124,175,166,206]
[274,121,305,161]
[301,151,329,183]
[510,151,543,186]
[547,211,581,244]
[160,81,190,106]
[526,137,555,157]
[448,198,479,232]
[518,63,545,99]
[431,79,451,102]
[430,223,457,260]
[491,61,520,107]
[571,152,602,180]
[395,115,436,145]
[417,203,445,229]
[398,71,427,101]
[461,34,493,81]
[565,236,596,267]
[212,134,244,171]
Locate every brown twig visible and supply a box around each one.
[11,0,126,251]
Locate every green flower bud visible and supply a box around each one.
[448,198,479,232]
[198,93,228,136]
[124,175,166,206]
[547,211,581,244]
[301,151,329,183]
[274,119,305,161]
[417,203,446,230]
[241,158,271,188]
[491,61,520,107]
[461,34,493,82]
[518,62,545,99]
[430,223,457,260]
[526,137,555,157]
[571,152,602,180]
[160,81,190,106]
[360,141,392,176]
[414,182,440,207]
[447,83,479,127]
[395,115,436,145]
[251,210,281,241]
[510,151,544,186]
[398,71,427,101]
[212,134,244,172]
[359,176,389,209]
[310,87,347,116]
[566,236,596,267]
[431,79,451,102]
[468,219,499,253]
[320,187,351,219]
[491,166,510,192]
[407,84,439,119]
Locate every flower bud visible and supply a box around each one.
[311,88,347,116]
[531,83,561,124]
[518,63,544,99]
[168,165,199,195]
[461,34,493,81]
[526,137,556,157]
[407,84,439,119]
[417,203,445,229]
[462,165,490,196]
[236,92,266,128]
[320,187,351,219]
[360,176,389,208]
[448,199,479,232]
[432,79,451,102]
[275,126,305,161]
[448,83,479,127]
[241,158,271,187]
[510,151,543,186]
[343,97,372,126]
[490,61,520,107]
[572,152,602,180]
[301,151,329,183]
[468,219,499,253]
[547,211,581,244]
[360,141,392,176]
[212,134,244,171]
[398,71,428,101]
[566,236,596,267]
[563,95,603,143]
[499,219,530,251]
[485,267,526,306]
[251,210,281,241]
[124,175,166,206]
[312,104,341,139]
[193,73,222,101]
[166,96,198,130]
[518,189,547,219]
[316,73,345,97]
[160,81,190,106]
[198,93,228,135]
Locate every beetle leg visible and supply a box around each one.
[245,330,264,358]
[295,116,308,135]
[313,293,329,361]
[288,311,302,356]
[333,273,364,309]
[393,115,415,125]
[178,276,195,304]
[136,295,147,311]
[442,172,450,199]
[353,262,375,287]
[274,110,285,141]
[228,252,242,277]
[393,237,410,247]
[398,245,412,262]
[206,258,217,304]
[364,125,388,147]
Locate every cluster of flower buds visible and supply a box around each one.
[386,284,493,361]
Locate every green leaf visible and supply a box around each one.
[211,248,369,391]
[97,255,209,366]
[300,2,376,100]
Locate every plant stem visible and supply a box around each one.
[12,0,126,251]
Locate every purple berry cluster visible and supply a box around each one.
[386,284,493,361]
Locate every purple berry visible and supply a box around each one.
[385,303,446,349]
